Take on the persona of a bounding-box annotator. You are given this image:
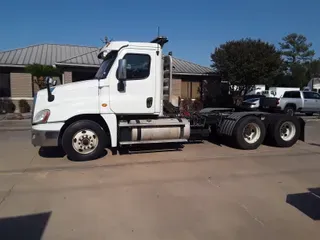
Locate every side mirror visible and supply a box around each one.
[117,59,127,81]
[44,76,56,102]
[45,77,57,86]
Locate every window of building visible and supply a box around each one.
[181,80,201,99]
[73,71,96,82]
[0,73,11,97]
[123,54,151,80]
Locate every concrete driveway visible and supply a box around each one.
[0,120,319,239]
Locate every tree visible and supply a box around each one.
[307,59,320,78]
[279,33,315,66]
[25,64,61,90]
[278,33,315,87]
[291,63,308,88]
[211,38,282,95]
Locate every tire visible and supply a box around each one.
[269,116,300,148]
[284,106,295,116]
[62,120,108,161]
[232,116,266,150]
[306,112,314,116]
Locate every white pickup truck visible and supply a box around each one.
[278,91,320,116]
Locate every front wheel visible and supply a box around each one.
[233,116,266,150]
[62,120,108,161]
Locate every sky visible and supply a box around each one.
[0,0,319,67]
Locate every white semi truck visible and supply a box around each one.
[31,37,305,161]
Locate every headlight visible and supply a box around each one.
[33,109,50,124]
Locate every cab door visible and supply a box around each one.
[109,48,156,114]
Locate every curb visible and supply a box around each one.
[0,119,31,123]
[305,119,320,122]
[0,127,31,132]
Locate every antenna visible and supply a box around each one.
[157,26,160,37]
[100,36,110,44]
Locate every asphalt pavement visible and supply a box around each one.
[0,119,319,239]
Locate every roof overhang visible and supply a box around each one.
[0,64,25,68]
[173,72,218,77]
[54,63,100,68]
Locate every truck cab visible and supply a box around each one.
[97,41,163,115]
[32,37,190,160]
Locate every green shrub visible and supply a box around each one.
[18,99,31,113]
[180,98,203,113]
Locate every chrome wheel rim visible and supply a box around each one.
[72,129,99,154]
[242,123,261,144]
[280,121,296,141]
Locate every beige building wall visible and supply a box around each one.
[172,77,182,98]
[64,71,72,84]
[8,72,33,113]
[10,72,33,99]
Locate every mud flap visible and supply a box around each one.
[298,117,306,142]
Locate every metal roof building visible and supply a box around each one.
[0,43,214,76]
[0,43,217,112]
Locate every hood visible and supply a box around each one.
[33,79,100,122]
[37,79,99,99]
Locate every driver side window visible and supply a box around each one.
[123,54,151,80]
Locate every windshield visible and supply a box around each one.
[95,51,118,79]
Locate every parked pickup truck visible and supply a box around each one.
[278,91,320,116]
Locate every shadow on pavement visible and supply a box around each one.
[286,188,320,220]
[0,212,51,240]
[206,135,223,147]
[39,147,66,158]
[119,143,184,155]
[39,147,108,162]
[309,143,320,147]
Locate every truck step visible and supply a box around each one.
[119,122,186,128]
[119,139,188,145]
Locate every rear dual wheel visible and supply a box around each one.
[232,115,300,150]
[233,116,266,150]
[268,116,301,147]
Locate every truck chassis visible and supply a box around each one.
[43,107,305,161]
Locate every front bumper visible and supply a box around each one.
[31,122,64,147]
[32,130,60,147]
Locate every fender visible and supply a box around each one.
[298,117,306,142]
[218,112,269,136]
[100,113,118,147]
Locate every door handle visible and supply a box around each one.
[146,97,153,108]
